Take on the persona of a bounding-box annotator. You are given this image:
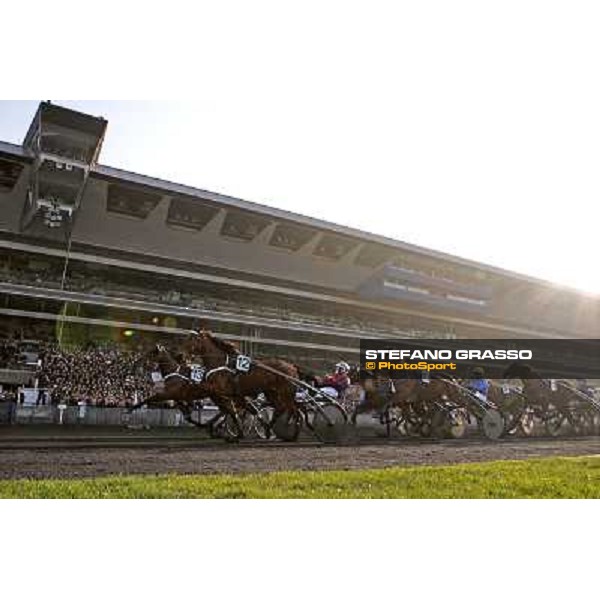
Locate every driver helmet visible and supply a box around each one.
[335,362,350,374]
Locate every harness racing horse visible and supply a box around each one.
[550,380,600,435]
[502,363,580,436]
[352,372,500,439]
[486,381,531,435]
[350,374,421,434]
[351,372,459,434]
[128,345,244,439]
[407,375,471,437]
[185,330,302,441]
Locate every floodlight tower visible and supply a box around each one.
[20,102,108,293]
[20,101,107,232]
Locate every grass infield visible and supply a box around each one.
[1,456,599,498]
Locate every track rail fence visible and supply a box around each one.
[0,405,217,428]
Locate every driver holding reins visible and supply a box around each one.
[318,362,352,399]
[464,366,490,401]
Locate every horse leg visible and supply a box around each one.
[265,387,301,441]
[225,397,245,441]
[179,404,204,428]
[253,404,273,440]
[209,396,243,441]
[351,399,366,425]
[205,395,242,440]
[200,400,226,438]
[127,391,166,413]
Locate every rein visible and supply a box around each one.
[251,359,332,400]
[556,381,600,410]
[204,365,236,380]
[164,371,190,382]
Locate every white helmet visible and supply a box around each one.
[335,362,350,373]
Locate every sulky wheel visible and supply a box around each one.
[420,420,433,438]
[446,409,468,439]
[569,411,593,436]
[272,410,302,442]
[430,410,449,438]
[254,406,274,440]
[582,413,598,436]
[221,413,246,442]
[518,409,536,437]
[544,411,565,437]
[224,410,257,439]
[382,406,403,438]
[480,409,505,440]
[312,403,348,443]
[404,418,423,438]
[591,414,600,436]
[430,409,466,439]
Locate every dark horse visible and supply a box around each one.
[350,374,420,424]
[505,362,600,435]
[128,344,243,437]
[351,372,469,437]
[502,362,579,435]
[185,330,301,440]
[503,363,558,412]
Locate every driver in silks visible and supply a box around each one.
[464,366,490,402]
[317,362,352,400]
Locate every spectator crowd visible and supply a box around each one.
[3,342,153,408]
[37,345,153,407]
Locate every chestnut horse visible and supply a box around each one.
[501,363,583,434]
[128,344,242,436]
[502,364,558,412]
[185,330,300,437]
[351,373,468,437]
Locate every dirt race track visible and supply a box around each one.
[2,436,600,480]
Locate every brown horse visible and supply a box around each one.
[352,373,470,438]
[403,376,471,436]
[553,380,600,435]
[502,363,576,435]
[350,375,420,424]
[185,330,301,440]
[129,344,242,437]
[503,364,558,412]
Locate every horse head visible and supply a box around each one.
[185,329,230,369]
[503,362,533,380]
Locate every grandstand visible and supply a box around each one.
[1,101,599,375]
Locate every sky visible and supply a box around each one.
[2,3,600,294]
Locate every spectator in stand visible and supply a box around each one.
[36,343,152,407]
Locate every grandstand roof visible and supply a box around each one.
[0,104,593,298]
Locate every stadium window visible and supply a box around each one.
[269,223,316,250]
[313,233,356,260]
[354,244,394,268]
[0,158,24,193]
[40,132,92,162]
[38,181,78,205]
[221,210,271,241]
[106,184,161,218]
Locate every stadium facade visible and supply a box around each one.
[1,102,598,369]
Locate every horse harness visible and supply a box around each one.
[191,352,254,400]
